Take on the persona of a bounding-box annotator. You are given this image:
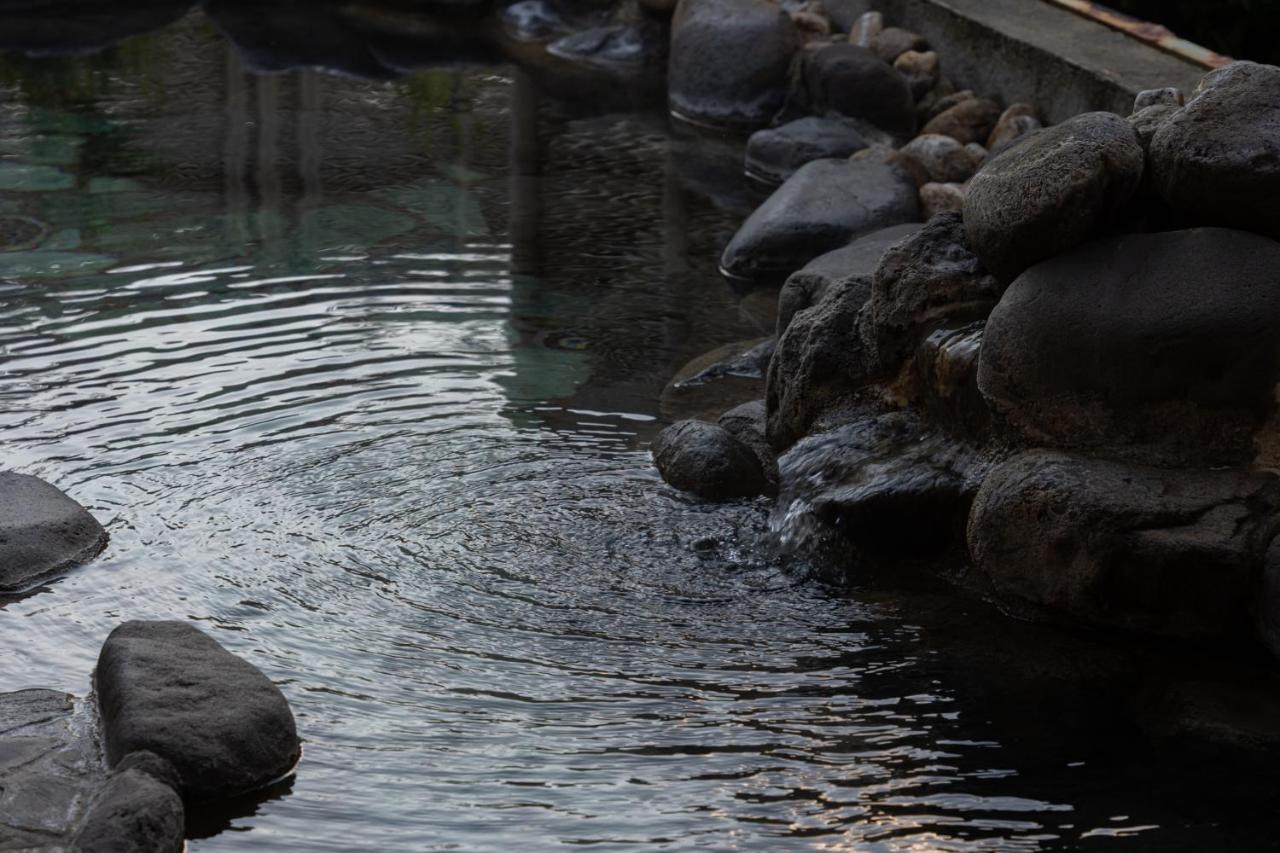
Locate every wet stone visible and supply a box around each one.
[0,472,109,594]
[651,419,772,500]
[798,44,916,140]
[744,116,868,185]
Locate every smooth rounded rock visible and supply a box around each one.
[668,0,799,129]
[651,420,771,500]
[717,400,779,491]
[964,111,1144,282]
[871,26,927,62]
[777,222,923,334]
[96,621,300,801]
[0,472,108,593]
[1150,61,1280,240]
[920,97,1000,145]
[70,769,184,853]
[889,133,979,187]
[985,103,1040,151]
[919,181,965,219]
[969,450,1280,641]
[799,44,916,139]
[893,49,939,101]
[720,158,920,284]
[744,116,868,185]
[979,228,1280,466]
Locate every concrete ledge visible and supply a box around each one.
[829,0,1206,122]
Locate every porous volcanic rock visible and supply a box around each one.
[652,419,772,500]
[964,111,1144,282]
[1150,62,1280,240]
[96,621,300,801]
[668,0,799,128]
[978,228,1280,467]
[0,471,108,593]
[720,158,919,284]
[969,450,1280,641]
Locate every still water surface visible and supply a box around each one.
[0,11,1274,851]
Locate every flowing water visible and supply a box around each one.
[1,10,1277,852]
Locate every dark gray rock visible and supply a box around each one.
[1150,62,1280,240]
[964,111,1144,282]
[920,97,1000,145]
[96,621,300,801]
[798,44,916,139]
[892,49,939,102]
[914,322,989,438]
[744,116,868,185]
[776,222,922,335]
[0,472,108,593]
[888,133,980,187]
[70,769,184,853]
[766,275,875,450]
[871,26,927,63]
[668,0,799,129]
[979,228,1280,467]
[661,338,774,423]
[774,409,988,565]
[720,158,919,284]
[717,400,778,491]
[651,419,771,500]
[968,450,1280,641]
[859,212,999,375]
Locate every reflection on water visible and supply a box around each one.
[0,9,1276,852]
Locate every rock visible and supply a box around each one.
[985,103,1041,152]
[914,322,989,437]
[1134,86,1184,111]
[661,338,775,422]
[70,768,184,853]
[774,409,988,565]
[919,181,965,219]
[0,472,108,593]
[546,19,668,72]
[717,400,779,490]
[766,275,875,449]
[964,142,987,161]
[918,87,971,124]
[777,222,923,334]
[789,8,831,36]
[744,116,868,185]
[860,211,999,375]
[920,97,1001,145]
[1129,103,1179,153]
[978,228,1280,466]
[968,450,1280,641]
[893,49,939,101]
[669,0,800,129]
[872,26,927,62]
[850,142,895,163]
[96,621,300,801]
[720,158,919,284]
[963,111,1144,282]
[888,133,979,186]
[847,10,882,47]
[651,420,772,500]
[1150,62,1280,240]
[799,44,916,139]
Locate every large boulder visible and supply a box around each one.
[979,228,1280,467]
[766,275,875,449]
[668,0,799,129]
[968,451,1280,642]
[1150,62,1280,240]
[720,158,919,284]
[797,44,916,140]
[651,419,772,500]
[744,116,868,185]
[859,212,999,375]
[0,472,108,593]
[776,222,922,335]
[964,111,1144,282]
[95,621,300,801]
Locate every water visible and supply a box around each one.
[1,10,1278,851]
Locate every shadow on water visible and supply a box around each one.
[0,3,1278,851]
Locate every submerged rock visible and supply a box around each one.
[668,0,799,128]
[744,116,868,185]
[652,419,772,500]
[0,471,108,593]
[766,275,875,450]
[979,228,1280,467]
[968,451,1280,642]
[96,621,300,801]
[720,158,919,284]
[964,111,1144,282]
[860,212,999,376]
[798,44,916,139]
[1150,61,1280,241]
[777,222,923,335]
